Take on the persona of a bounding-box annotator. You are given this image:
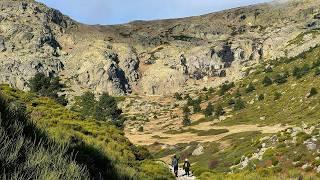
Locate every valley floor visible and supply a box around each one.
[123,94,286,145]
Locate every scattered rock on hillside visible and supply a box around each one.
[192,145,204,156]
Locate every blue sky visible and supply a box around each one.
[36,0,273,25]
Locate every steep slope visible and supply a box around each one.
[0,92,89,179]
[123,37,320,179]
[0,84,173,179]
[1,0,320,97]
[2,0,320,179]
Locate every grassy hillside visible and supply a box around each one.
[147,33,320,179]
[214,45,320,127]
[192,44,320,178]
[0,85,173,179]
[184,42,320,179]
[0,92,89,179]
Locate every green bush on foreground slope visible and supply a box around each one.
[0,93,89,179]
[0,85,173,180]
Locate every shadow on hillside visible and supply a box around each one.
[0,94,125,180]
[70,140,126,180]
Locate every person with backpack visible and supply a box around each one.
[183,159,191,177]
[172,155,179,177]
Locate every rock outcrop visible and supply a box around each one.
[1,0,320,97]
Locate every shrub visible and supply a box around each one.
[293,153,303,162]
[245,83,256,93]
[183,115,191,126]
[271,157,279,166]
[228,99,235,105]
[202,87,208,91]
[192,98,202,113]
[258,94,265,101]
[292,64,310,79]
[219,82,235,96]
[193,104,201,113]
[28,73,67,105]
[215,105,224,117]
[174,92,183,100]
[186,96,193,106]
[308,87,318,98]
[208,159,219,169]
[208,87,214,94]
[138,126,144,132]
[183,105,191,115]
[274,92,282,100]
[262,149,276,160]
[139,160,174,179]
[274,72,288,84]
[204,102,214,117]
[262,76,273,86]
[315,67,320,76]
[234,90,242,98]
[184,94,191,100]
[312,59,320,68]
[234,98,246,111]
[131,146,152,161]
[186,97,202,113]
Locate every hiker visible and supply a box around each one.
[172,155,179,177]
[183,159,191,177]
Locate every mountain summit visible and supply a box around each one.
[1,0,320,97]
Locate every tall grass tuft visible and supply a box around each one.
[0,93,90,179]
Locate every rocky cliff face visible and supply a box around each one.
[1,0,320,97]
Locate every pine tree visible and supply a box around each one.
[182,105,191,126]
[72,91,96,117]
[174,92,183,100]
[204,102,214,117]
[193,98,202,113]
[183,105,191,115]
[182,114,191,126]
[215,105,224,117]
[94,93,122,121]
[28,73,67,105]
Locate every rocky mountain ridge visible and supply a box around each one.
[1,0,320,97]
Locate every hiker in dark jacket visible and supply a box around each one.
[172,155,179,177]
[183,159,191,177]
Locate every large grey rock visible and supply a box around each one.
[1,0,320,98]
[192,145,204,156]
[0,58,64,90]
